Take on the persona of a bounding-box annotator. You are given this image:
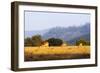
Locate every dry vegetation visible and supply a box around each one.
[24,46,90,61]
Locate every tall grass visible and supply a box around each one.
[24,46,90,61]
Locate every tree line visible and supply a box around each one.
[24,35,90,46]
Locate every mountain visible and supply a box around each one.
[25,29,49,38]
[67,33,90,45]
[25,23,90,45]
[42,23,90,43]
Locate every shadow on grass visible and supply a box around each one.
[24,54,90,61]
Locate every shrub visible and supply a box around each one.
[24,37,33,46]
[76,39,90,46]
[31,35,43,46]
[47,38,63,46]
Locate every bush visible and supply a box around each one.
[31,35,43,46]
[24,35,43,46]
[76,39,90,46]
[24,37,33,46]
[47,38,63,46]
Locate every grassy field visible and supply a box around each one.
[24,46,90,61]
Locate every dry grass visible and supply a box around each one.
[24,46,90,61]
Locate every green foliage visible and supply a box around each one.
[24,35,43,46]
[24,37,33,46]
[31,35,43,46]
[76,39,90,46]
[47,38,63,46]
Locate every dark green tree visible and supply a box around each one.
[76,39,90,46]
[31,35,43,46]
[24,37,33,46]
[47,38,63,46]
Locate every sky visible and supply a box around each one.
[25,11,90,31]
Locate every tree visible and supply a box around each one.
[31,35,43,46]
[47,38,63,46]
[76,39,90,46]
[24,37,33,46]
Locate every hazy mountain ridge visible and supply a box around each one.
[25,23,90,44]
[25,29,49,38]
[67,33,90,45]
[42,23,90,40]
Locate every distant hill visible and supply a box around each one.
[67,33,90,45]
[42,23,90,43]
[25,23,90,45]
[25,29,49,38]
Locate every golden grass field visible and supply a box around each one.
[24,46,90,61]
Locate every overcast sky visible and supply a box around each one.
[25,11,90,31]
